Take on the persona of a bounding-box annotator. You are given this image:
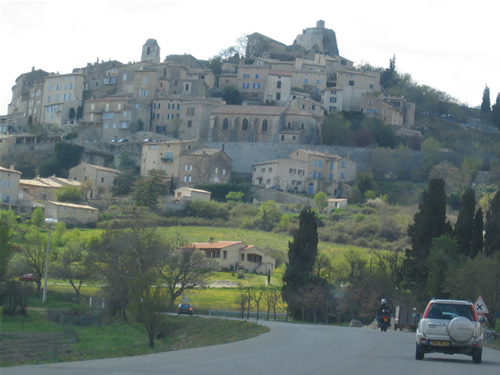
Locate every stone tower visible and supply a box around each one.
[141,39,161,64]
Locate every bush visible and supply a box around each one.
[0,281,34,315]
[186,200,229,220]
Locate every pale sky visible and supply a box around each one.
[1,0,498,115]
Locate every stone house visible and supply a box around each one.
[140,139,204,179]
[83,94,149,141]
[178,148,232,187]
[44,201,99,226]
[150,95,223,139]
[68,162,121,199]
[264,70,292,105]
[327,198,348,212]
[174,187,211,201]
[41,72,86,127]
[191,240,276,274]
[0,165,22,212]
[252,149,356,195]
[361,93,404,126]
[141,139,231,188]
[19,175,80,203]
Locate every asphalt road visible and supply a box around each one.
[3,320,500,375]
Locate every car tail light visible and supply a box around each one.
[422,302,433,318]
[471,306,479,321]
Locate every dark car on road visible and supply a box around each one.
[178,303,193,315]
[19,273,39,282]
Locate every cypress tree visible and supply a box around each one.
[282,209,318,314]
[481,85,491,121]
[470,207,484,259]
[484,191,500,256]
[402,178,451,304]
[453,188,476,258]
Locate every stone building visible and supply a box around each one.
[178,148,232,187]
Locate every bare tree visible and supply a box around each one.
[157,238,218,310]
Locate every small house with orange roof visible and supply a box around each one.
[191,239,276,274]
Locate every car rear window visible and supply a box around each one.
[425,303,475,321]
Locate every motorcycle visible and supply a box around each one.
[379,309,391,332]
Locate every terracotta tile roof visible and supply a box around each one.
[19,179,51,187]
[0,166,21,174]
[192,241,244,249]
[80,162,121,174]
[47,201,98,210]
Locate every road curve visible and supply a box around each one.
[3,320,499,375]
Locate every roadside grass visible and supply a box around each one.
[1,308,269,366]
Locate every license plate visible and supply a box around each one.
[429,340,450,346]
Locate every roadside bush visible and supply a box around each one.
[0,281,34,315]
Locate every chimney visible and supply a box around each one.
[209,237,214,244]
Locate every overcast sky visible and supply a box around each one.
[1,0,498,115]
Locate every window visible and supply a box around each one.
[303,79,309,84]
[268,167,272,172]
[242,83,249,89]
[185,83,190,91]
[261,167,266,173]
[255,74,259,79]
[340,172,345,179]
[262,120,268,132]
[277,81,281,89]
[253,83,260,88]
[280,135,285,141]
[168,114,174,120]
[185,165,192,171]
[123,73,127,81]
[276,93,281,101]
[266,179,271,184]
[289,168,296,174]
[242,118,248,130]
[139,89,148,97]
[223,118,229,130]
[187,120,192,128]
[187,107,195,116]
[121,122,127,128]
[243,74,249,78]
[215,167,219,174]
[315,80,321,85]
[142,77,147,84]
[329,97,337,103]
[349,80,355,86]
[184,175,192,182]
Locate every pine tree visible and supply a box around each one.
[401,178,452,305]
[453,188,476,258]
[484,191,500,256]
[481,85,491,121]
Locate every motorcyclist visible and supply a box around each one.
[377,299,392,327]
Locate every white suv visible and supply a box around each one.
[415,299,484,363]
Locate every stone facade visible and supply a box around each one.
[68,162,121,199]
[192,241,276,274]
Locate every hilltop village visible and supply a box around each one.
[0,20,419,219]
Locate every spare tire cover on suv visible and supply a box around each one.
[447,316,474,343]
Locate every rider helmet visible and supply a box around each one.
[381,299,386,304]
